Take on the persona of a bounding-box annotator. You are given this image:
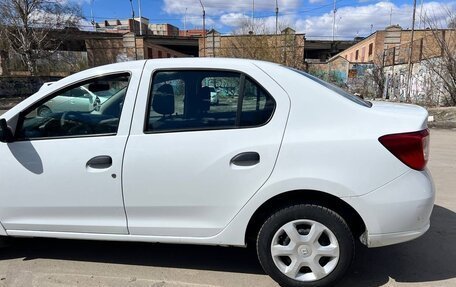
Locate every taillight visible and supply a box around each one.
[379,129,430,170]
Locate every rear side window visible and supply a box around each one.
[145,70,275,133]
[288,68,372,107]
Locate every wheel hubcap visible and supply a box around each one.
[270,219,340,282]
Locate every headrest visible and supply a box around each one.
[200,86,211,98]
[153,84,175,115]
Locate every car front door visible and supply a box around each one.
[0,72,138,234]
[123,61,290,237]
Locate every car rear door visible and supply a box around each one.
[122,60,290,237]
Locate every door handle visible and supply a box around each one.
[87,155,112,169]
[230,152,260,167]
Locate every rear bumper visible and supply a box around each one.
[361,223,430,247]
[344,168,435,248]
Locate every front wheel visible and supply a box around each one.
[257,204,354,287]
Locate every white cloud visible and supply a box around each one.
[161,0,455,36]
[309,0,326,4]
[163,0,300,29]
[163,0,300,16]
[220,13,251,27]
[295,1,455,39]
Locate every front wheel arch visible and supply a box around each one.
[245,190,366,247]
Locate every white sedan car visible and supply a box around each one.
[37,82,113,116]
[0,58,434,287]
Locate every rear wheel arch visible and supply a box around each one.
[245,190,366,246]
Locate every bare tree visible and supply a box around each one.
[218,19,305,69]
[368,52,387,98]
[421,10,456,105]
[0,0,82,75]
[449,16,456,29]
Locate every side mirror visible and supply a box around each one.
[0,118,14,143]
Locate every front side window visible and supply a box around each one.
[146,70,275,133]
[16,73,130,140]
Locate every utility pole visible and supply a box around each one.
[90,0,95,31]
[419,0,424,28]
[332,0,336,41]
[184,8,187,36]
[252,0,255,32]
[389,6,393,26]
[275,0,279,34]
[406,0,417,102]
[138,0,143,35]
[128,0,137,59]
[129,0,135,19]
[198,0,206,57]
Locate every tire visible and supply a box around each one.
[257,204,354,287]
[37,106,52,117]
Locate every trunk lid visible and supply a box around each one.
[369,101,429,133]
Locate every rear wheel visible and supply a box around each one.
[257,204,354,287]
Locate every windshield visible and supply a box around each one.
[287,68,372,108]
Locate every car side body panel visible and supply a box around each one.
[0,59,434,250]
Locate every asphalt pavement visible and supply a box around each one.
[0,129,454,287]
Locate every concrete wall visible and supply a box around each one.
[308,56,350,87]
[308,56,451,106]
[86,33,188,67]
[0,76,62,98]
[383,59,448,106]
[0,51,88,77]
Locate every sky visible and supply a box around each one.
[76,0,456,39]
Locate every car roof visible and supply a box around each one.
[93,58,281,71]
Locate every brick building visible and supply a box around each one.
[335,25,454,65]
[96,17,150,35]
[148,24,179,36]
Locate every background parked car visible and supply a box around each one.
[37,83,113,116]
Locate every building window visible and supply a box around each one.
[148,48,153,59]
[167,53,171,58]
[355,50,359,60]
[158,50,162,58]
[368,43,373,56]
